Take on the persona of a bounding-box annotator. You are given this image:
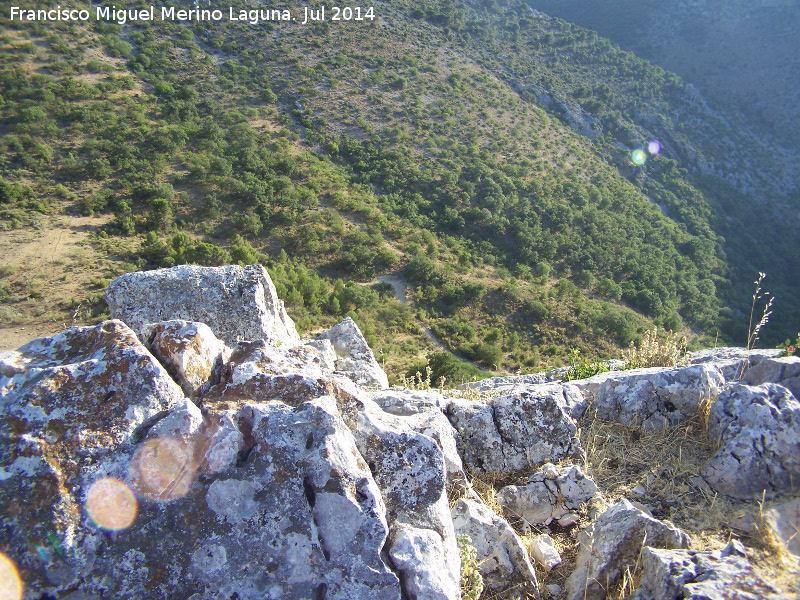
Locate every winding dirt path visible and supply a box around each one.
[370,275,488,371]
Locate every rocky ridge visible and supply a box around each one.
[1,265,798,600]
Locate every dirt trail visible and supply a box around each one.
[370,275,488,371]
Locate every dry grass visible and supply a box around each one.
[621,326,691,369]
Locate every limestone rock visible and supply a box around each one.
[352,399,461,597]
[741,356,800,400]
[368,388,449,416]
[388,525,461,600]
[702,383,800,499]
[451,498,538,593]
[764,498,800,561]
[631,540,786,600]
[142,320,231,398]
[0,319,186,453]
[498,463,598,526]
[528,534,561,571]
[564,499,690,600]
[447,387,583,474]
[318,317,389,389]
[573,364,724,429]
[105,264,300,347]
[691,346,783,382]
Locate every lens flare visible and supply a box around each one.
[648,139,662,154]
[631,149,647,165]
[86,478,138,531]
[0,552,23,600]
[130,438,196,502]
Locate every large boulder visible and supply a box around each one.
[740,356,800,400]
[572,364,724,429]
[702,383,800,499]
[447,387,583,474]
[631,540,787,600]
[451,498,538,593]
[564,499,690,600]
[105,264,300,347]
[317,317,389,389]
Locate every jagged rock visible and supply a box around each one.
[388,525,461,600]
[528,534,562,571]
[105,264,300,347]
[691,347,783,381]
[702,383,800,499]
[2,388,403,598]
[302,338,338,371]
[141,320,231,398]
[352,399,461,597]
[318,317,389,389]
[630,540,786,600]
[764,498,800,561]
[572,364,724,429]
[565,499,690,600]
[368,388,449,416]
[446,387,583,474]
[0,319,186,453]
[741,356,800,401]
[451,498,539,592]
[498,463,598,526]
[203,338,342,407]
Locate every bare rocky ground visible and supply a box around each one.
[1,265,798,600]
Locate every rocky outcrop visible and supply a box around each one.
[451,498,538,593]
[446,386,583,474]
[691,346,783,381]
[565,499,690,600]
[4,264,797,599]
[572,364,724,429]
[318,317,389,389]
[105,264,300,346]
[702,383,800,499]
[740,356,800,400]
[631,540,786,600]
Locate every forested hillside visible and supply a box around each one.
[1,0,796,381]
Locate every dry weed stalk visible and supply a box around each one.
[622,327,691,369]
[737,272,774,379]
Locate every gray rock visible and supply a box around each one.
[451,498,539,592]
[498,463,598,526]
[574,364,724,429]
[141,320,231,398]
[741,356,800,400]
[302,338,338,371]
[764,497,800,562]
[105,264,300,347]
[702,383,800,499]
[565,499,690,600]
[388,525,461,600]
[2,388,404,599]
[0,319,185,454]
[352,399,461,597]
[447,387,583,474]
[631,540,786,599]
[318,317,389,389]
[691,346,783,381]
[368,388,449,416]
[528,534,561,571]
